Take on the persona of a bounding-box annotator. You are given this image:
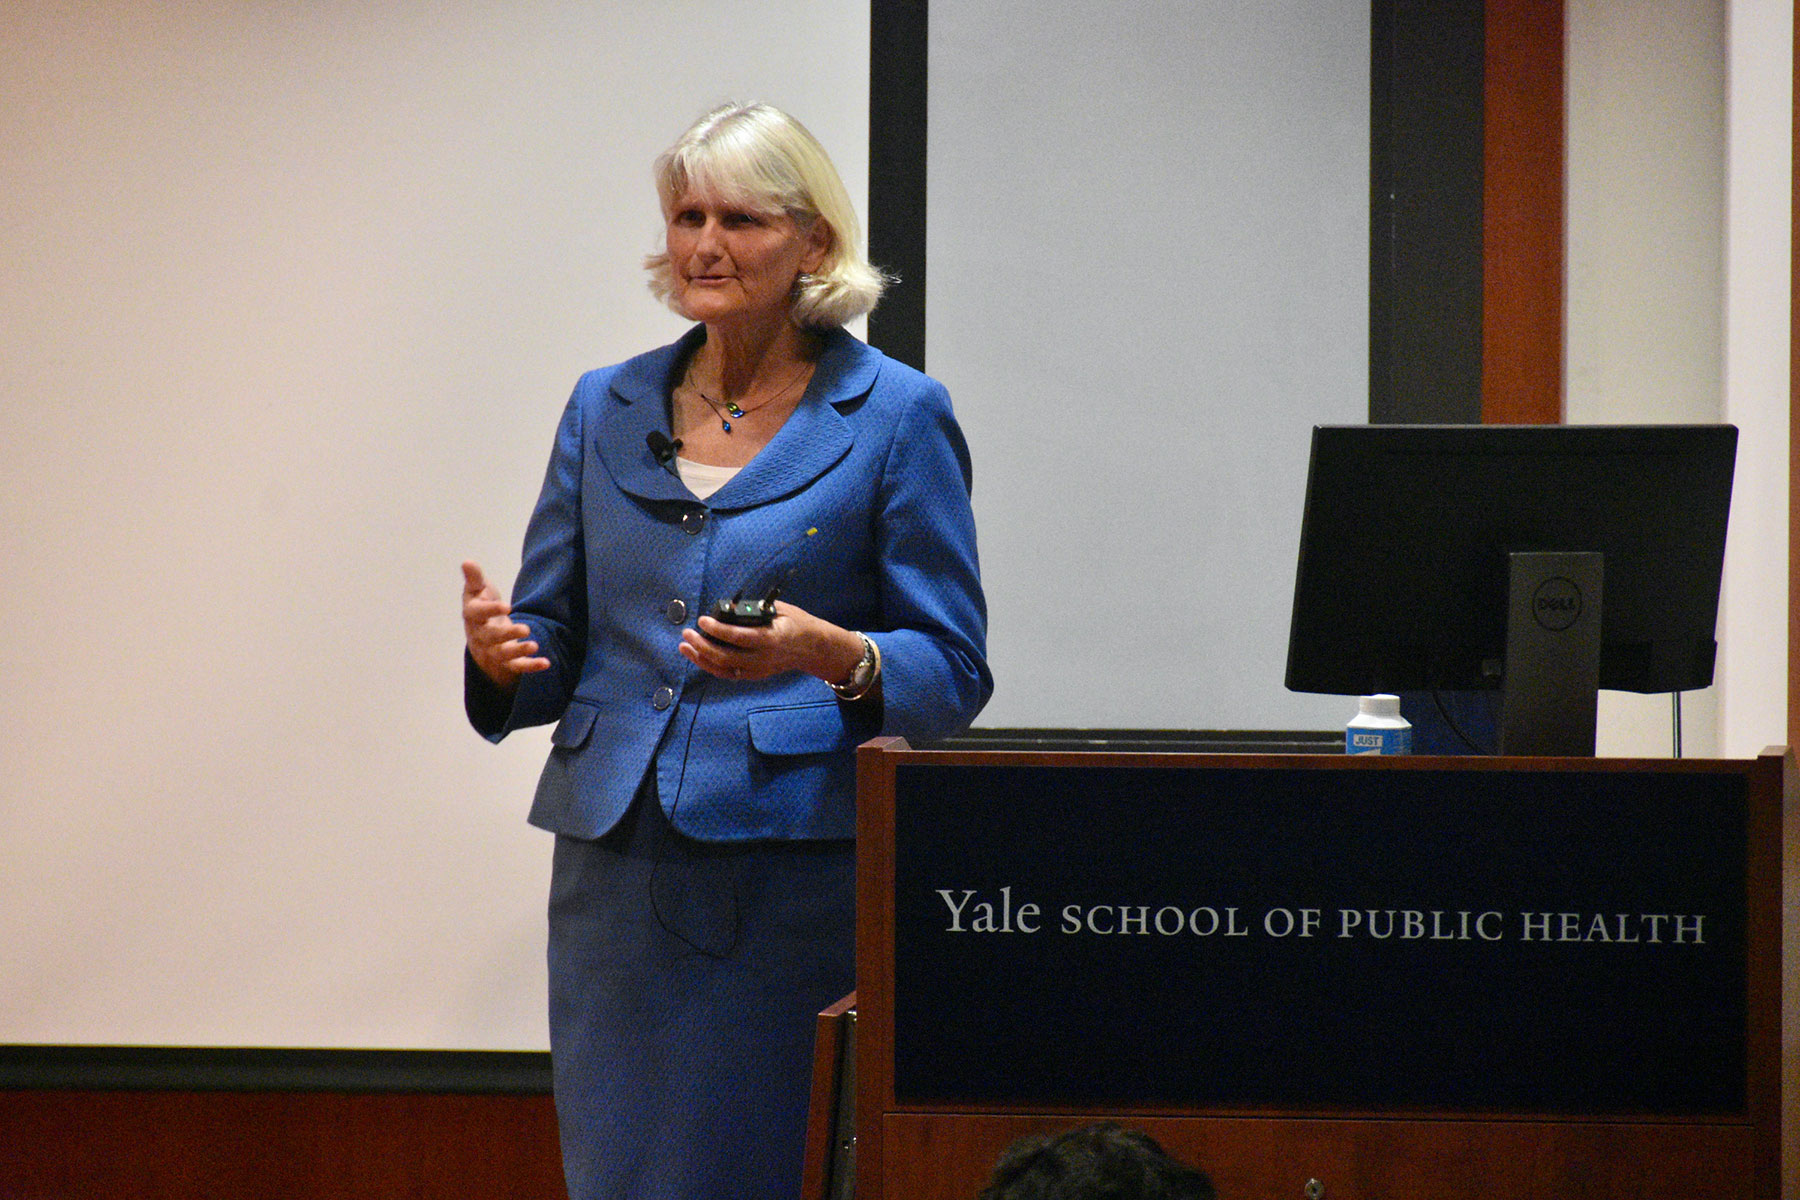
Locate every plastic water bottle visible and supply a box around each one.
[1346,694,1412,755]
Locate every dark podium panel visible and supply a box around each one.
[853,741,1788,1200]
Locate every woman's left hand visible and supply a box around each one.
[678,601,865,686]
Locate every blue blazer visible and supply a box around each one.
[468,326,992,841]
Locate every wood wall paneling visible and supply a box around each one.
[1482,0,1565,424]
[0,1089,562,1200]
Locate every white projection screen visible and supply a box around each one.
[929,0,1367,732]
[1,1,871,1051]
[2,1,1365,1051]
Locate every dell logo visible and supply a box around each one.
[1532,577,1583,631]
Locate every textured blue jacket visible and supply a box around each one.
[467,325,992,840]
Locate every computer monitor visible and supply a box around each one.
[1284,424,1737,755]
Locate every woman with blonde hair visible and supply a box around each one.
[461,103,991,1200]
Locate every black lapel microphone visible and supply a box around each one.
[646,430,682,466]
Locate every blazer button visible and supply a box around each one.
[680,509,706,535]
[652,686,674,711]
[665,598,688,624]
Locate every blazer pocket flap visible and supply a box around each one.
[748,701,852,756]
[549,701,601,749]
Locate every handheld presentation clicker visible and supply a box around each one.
[708,526,819,628]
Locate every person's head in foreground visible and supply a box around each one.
[978,1122,1218,1200]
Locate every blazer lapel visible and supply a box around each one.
[595,329,702,504]
[706,327,877,511]
[595,325,881,509]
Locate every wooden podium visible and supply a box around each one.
[851,738,1789,1200]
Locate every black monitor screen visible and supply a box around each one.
[1285,424,1737,697]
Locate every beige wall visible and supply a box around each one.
[1566,0,1790,759]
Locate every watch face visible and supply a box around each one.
[835,636,876,695]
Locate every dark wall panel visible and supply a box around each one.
[1370,0,1487,424]
[867,0,929,371]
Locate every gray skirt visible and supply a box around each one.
[547,777,855,1200]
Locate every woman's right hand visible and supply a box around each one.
[462,560,551,691]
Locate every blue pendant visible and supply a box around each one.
[721,419,732,432]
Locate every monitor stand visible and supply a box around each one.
[1497,551,1603,756]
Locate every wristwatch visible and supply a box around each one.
[831,632,880,701]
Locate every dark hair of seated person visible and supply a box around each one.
[977,1122,1217,1200]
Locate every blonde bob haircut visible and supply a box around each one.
[645,103,887,329]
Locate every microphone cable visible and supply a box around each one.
[646,669,743,962]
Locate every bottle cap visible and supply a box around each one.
[1358,694,1401,717]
